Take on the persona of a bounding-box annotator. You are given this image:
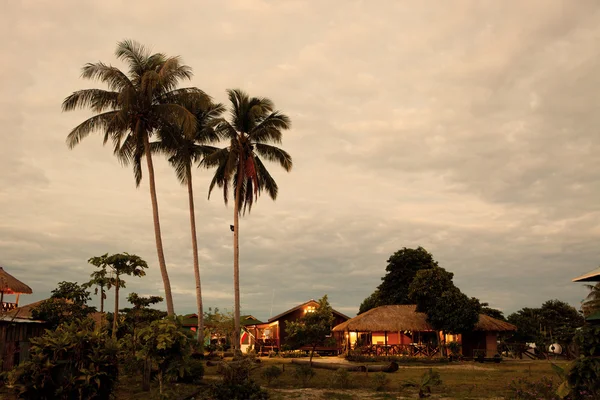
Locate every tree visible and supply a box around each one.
[582,282,600,317]
[408,267,481,354]
[359,247,438,314]
[155,100,225,348]
[83,264,111,315]
[63,39,208,316]
[286,295,335,365]
[31,281,96,330]
[50,281,92,305]
[480,304,506,321]
[203,307,235,352]
[120,292,166,358]
[204,89,293,352]
[88,253,148,338]
[507,300,585,350]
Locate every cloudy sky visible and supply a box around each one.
[1,0,599,320]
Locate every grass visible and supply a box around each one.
[0,358,568,399]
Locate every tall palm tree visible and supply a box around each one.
[154,99,225,347]
[62,40,207,315]
[204,89,293,352]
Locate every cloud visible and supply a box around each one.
[0,0,598,321]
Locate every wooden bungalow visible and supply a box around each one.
[181,313,262,347]
[0,300,47,371]
[332,305,516,358]
[245,299,350,354]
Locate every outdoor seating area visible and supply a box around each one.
[357,343,440,357]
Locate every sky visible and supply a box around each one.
[1,0,599,321]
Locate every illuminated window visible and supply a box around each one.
[305,306,316,313]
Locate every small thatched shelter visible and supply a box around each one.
[0,267,32,311]
[333,305,516,358]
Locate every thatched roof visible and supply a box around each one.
[332,305,516,333]
[0,267,32,295]
[572,267,600,282]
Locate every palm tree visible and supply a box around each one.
[204,89,293,352]
[63,40,208,315]
[582,283,600,317]
[155,99,225,347]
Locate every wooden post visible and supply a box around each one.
[384,331,388,355]
[15,294,20,307]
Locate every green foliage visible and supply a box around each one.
[31,282,96,329]
[372,372,390,391]
[261,365,283,386]
[285,295,335,362]
[8,319,118,400]
[582,283,600,317]
[507,300,585,349]
[402,368,442,398]
[137,318,191,394]
[293,364,316,387]
[567,325,600,399]
[507,376,562,400]
[212,359,268,400]
[480,303,507,321]
[204,307,235,351]
[409,268,481,335]
[347,352,450,364]
[176,358,205,384]
[331,367,351,389]
[50,281,92,305]
[359,247,438,314]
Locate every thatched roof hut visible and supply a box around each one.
[0,267,32,295]
[332,305,516,333]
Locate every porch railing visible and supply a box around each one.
[1,302,17,312]
[357,343,440,358]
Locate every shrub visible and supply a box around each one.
[507,376,561,400]
[402,368,442,397]
[331,367,351,389]
[8,319,118,400]
[261,365,283,386]
[347,352,449,364]
[294,364,316,387]
[176,358,205,384]
[372,372,389,391]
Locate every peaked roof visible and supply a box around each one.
[572,267,600,282]
[268,299,350,322]
[0,267,32,295]
[332,305,516,333]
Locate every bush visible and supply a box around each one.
[176,358,205,384]
[294,364,316,387]
[507,376,561,400]
[8,319,118,400]
[347,352,449,364]
[568,325,600,399]
[261,365,283,386]
[331,368,351,389]
[211,380,269,400]
[372,372,389,391]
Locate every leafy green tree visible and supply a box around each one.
[9,319,118,400]
[507,300,584,350]
[88,253,148,338]
[137,318,192,395]
[50,281,92,305]
[359,247,438,314]
[204,89,293,352]
[480,303,506,321]
[204,307,235,352]
[155,100,225,348]
[83,264,111,315]
[286,295,335,365]
[63,39,208,316]
[31,281,96,329]
[408,267,481,354]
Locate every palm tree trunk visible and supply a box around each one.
[232,158,244,354]
[187,167,204,348]
[100,287,104,314]
[113,277,119,339]
[143,134,175,316]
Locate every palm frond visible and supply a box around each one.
[62,89,120,113]
[254,143,293,171]
[254,156,278,200]
[80,62,133,91]
[152,103,196,138]
[249,111,291,143]
[66,111,123,149]
[115,39,154,78]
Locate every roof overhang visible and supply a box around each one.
[572,267,600,282]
